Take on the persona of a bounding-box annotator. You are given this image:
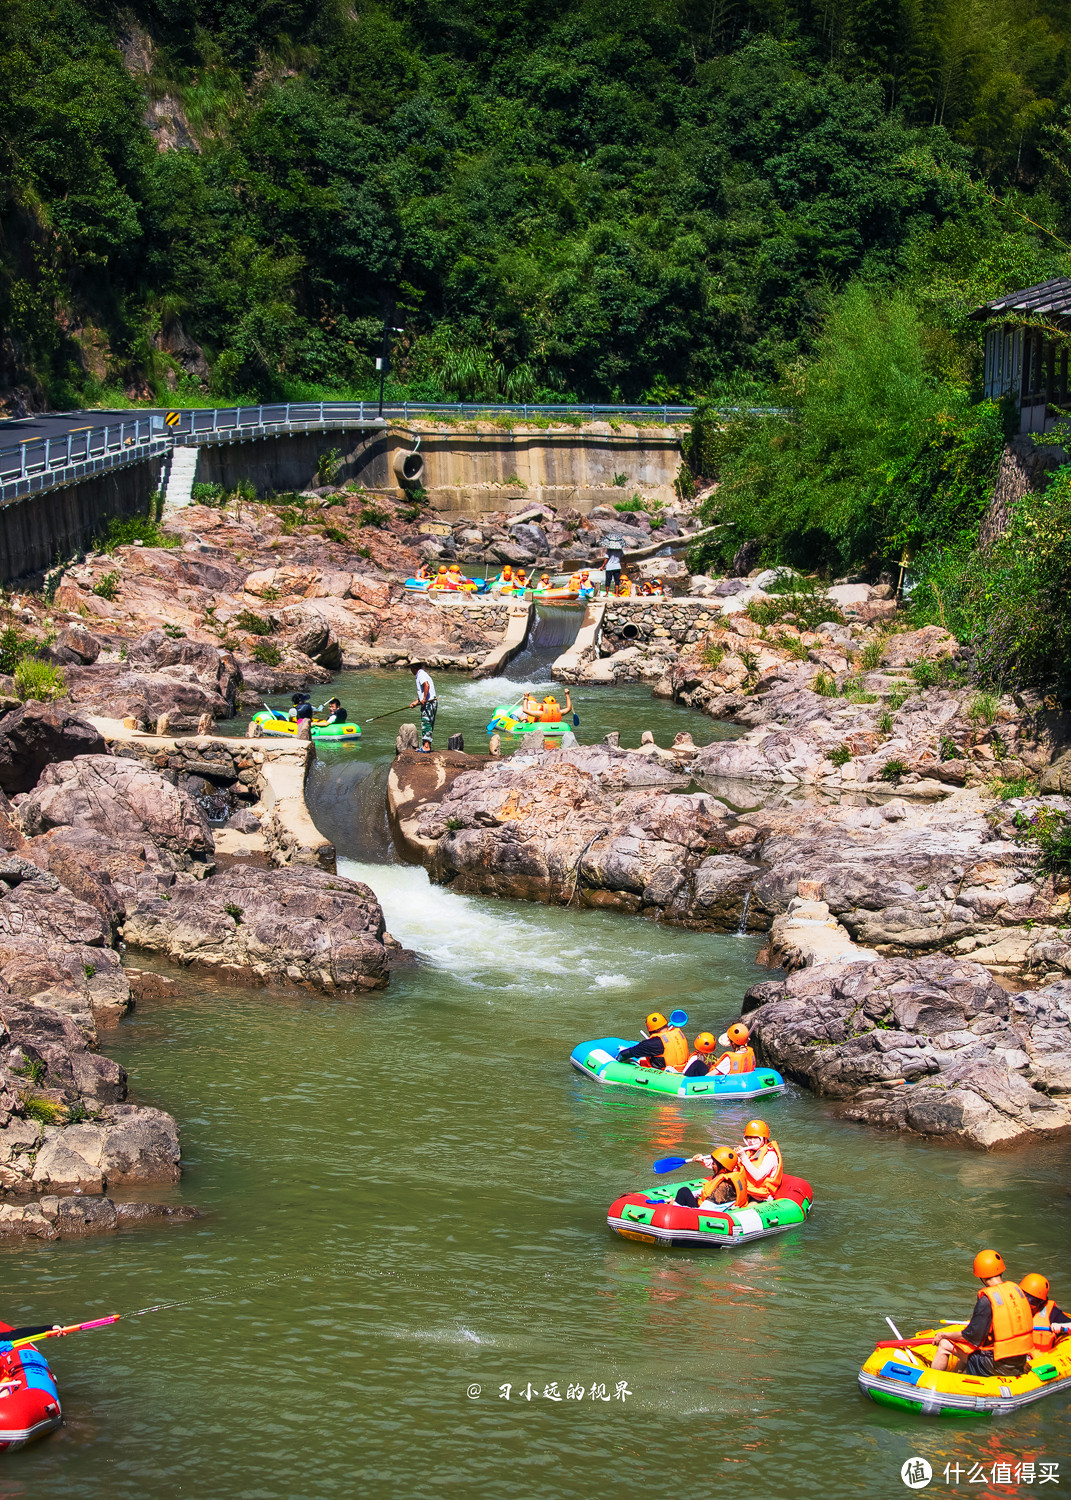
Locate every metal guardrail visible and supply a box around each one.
[0,401,700,504]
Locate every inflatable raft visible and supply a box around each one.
[487,706,572,737]
[252,712,361,743]
[0,1329,62,1452]
[858,1327,1071,1417]
[571,1037,785,1099]
[530,588,583,604]
[608,1174,812,1248]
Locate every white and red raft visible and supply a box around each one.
[0,1324,62,1452]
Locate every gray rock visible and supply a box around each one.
[0,703,108,795]
[122,865,389,991]
[742,956,1071,1148]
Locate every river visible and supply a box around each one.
[5,674,1070,1499]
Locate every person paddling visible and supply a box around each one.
[409,662,437,751]
[932,1250,1035,1377]
[323,697,348,725]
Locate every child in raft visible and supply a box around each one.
[521,689,572,724]
[674,1148,750,1209]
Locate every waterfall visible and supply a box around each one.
[737,888,752,935]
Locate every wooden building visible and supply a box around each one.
[971,278,1071,434]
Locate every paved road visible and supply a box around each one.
[0,411,165,445]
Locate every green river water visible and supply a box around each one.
[4,665,1070,1499]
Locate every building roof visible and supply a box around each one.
[970,278,1071,321]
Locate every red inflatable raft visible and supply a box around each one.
[0,1324,62,1452]
[608,1173,814,1248]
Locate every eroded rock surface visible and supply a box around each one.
[16,754,214,866]
[122,865,389,990]
[741,957,1071,1148]
[0,703,107,795]
[0,997,181,1196]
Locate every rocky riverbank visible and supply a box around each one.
[0,698,395,1238]
[739,957,1071,1149]
[388,742,1070,976]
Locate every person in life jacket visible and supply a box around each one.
[674,1147,749,1210]
[677,1032,719,1077]
[538,572,551,589]
[617,1012,689,1072]
[578,570,593,596]
[617,573,632,596]
[492,564,514,591]
[933,1250,1036,1376]
[515,569,528,590]
[430,564,450,589]
[568,572,582,593]
[710,1022,756,1075]
[738,1119,784,1200]
[522,689,572,724]
[415,563,432,582]
[1019,1274,1071,1352]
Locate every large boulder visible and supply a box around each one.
[741,957,1071,1147]
[23,826,192,927]
[0,882,131,1022]
[16,756,213,866]
[63,632,241,730]
[121,865,389,991]
[0,702,107,795]
[274,605,343,670]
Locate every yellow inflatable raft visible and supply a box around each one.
[858,1325,1071,1417]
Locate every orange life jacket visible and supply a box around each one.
[698,1167,748,1210]
[740,1140,783,1199]
[540,701,562,723]
[655,1025,689,1070]
[718,1046,756,1074]
[1031,1299,1058,1352]
[979,1282,1035,1361]
[569,573,581,592]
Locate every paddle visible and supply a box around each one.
[6,1314,120,1351]
[876,1336,973,1351]
[652,1156,692,1174]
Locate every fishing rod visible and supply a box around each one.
[361,704,419,724]
[7,1315,120,1352]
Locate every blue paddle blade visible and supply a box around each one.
[652,1156,688,1174]
[572,713,580,725]
[669,1009,688,1026]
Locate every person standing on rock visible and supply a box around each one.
[410,663,437,752]
[602,536,624,596]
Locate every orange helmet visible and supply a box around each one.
[1020,1273,1050,1300]
[719,1022,750,1047]
[710,1147,739,1172]
[502,565,512,577]
[693,1032,717,1054]
[743,1119,770,1141]
[437,564,447,574]
[540,573,550,583]
[973,1249,1006,1280]
[645,1012,669,1034]
[448,563,460,572]
[543,695,558,705]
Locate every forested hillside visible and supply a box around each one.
[1,0,1069,411]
